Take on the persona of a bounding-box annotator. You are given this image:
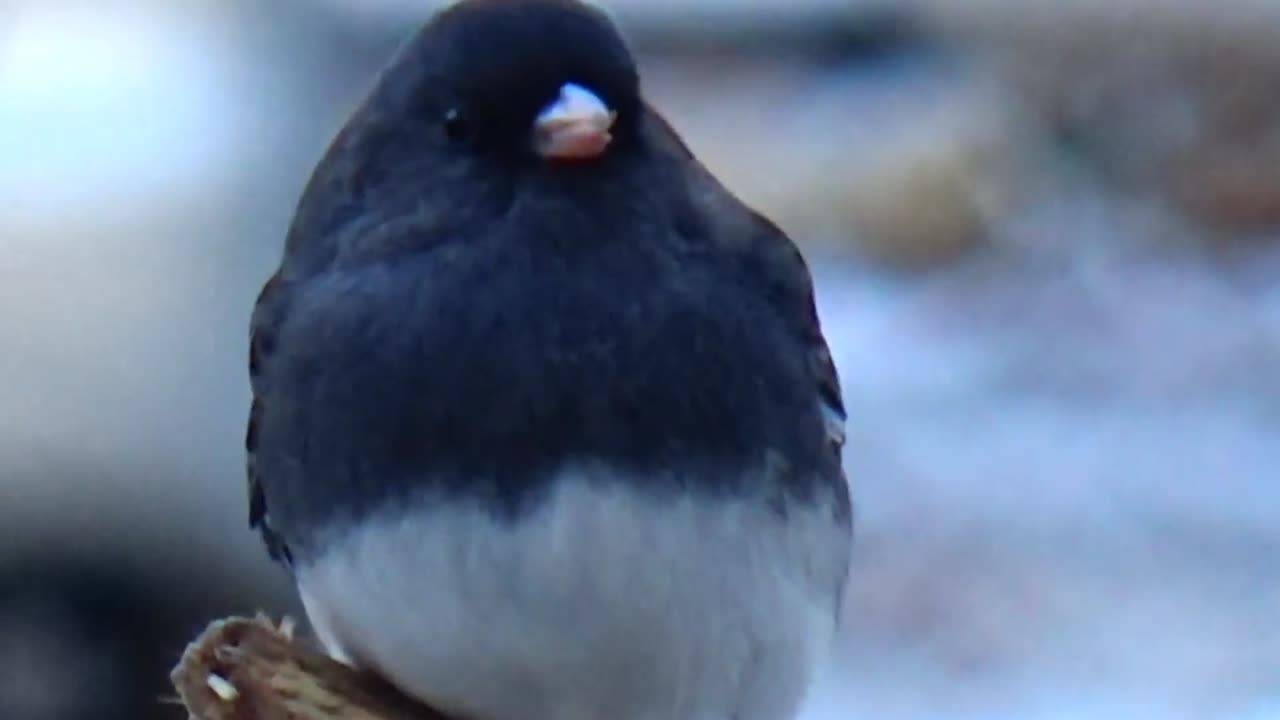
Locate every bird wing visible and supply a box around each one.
[741,210,847,452]
[648,106,845,455]
[246,271,293,564]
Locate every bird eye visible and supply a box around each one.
[443,108,470,142]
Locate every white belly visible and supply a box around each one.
[296,469,850,720]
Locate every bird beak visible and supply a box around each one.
[534,83,616,161]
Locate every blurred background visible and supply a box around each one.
[2,1,1278,718]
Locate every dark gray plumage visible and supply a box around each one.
[247,1,852,718]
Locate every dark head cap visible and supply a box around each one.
[282,0,658,274]
[384,0,642,161]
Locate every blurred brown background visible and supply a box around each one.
[2,1,1278,718]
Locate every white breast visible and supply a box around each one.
[297,468,850,720]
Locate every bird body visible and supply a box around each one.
[247,1,852,718]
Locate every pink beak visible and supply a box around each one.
[533,83,616,161]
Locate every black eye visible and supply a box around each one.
[444,108,471,142]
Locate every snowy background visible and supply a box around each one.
[1,1,1277,718]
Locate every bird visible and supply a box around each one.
[245,1,853,719]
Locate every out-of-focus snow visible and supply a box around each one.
[0,5,251,226]
[797,212,1280,717]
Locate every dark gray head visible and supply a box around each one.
[394,0,643,162]
[284,0,659,275]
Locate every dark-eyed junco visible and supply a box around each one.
[246,1,852,718]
